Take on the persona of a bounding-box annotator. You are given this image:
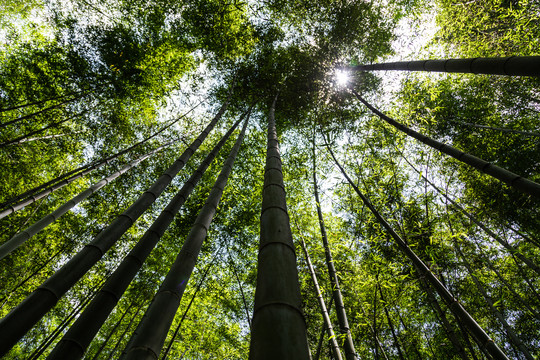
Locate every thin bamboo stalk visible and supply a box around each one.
[352,90,540,199]
[325,143,509,360]
[0,139,176,260]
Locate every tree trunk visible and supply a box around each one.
[325,144,509,360]
[0,100,230,356]
[312,141,356,360]
[122,112,249,360]
[352,90,540,199]
[0,88,90,113]
[0,96,205,214]
[350,56,540,77]
[0,139,176,260]
[46,114,244,359]
[249,94,310,360]
[300,238,343,360]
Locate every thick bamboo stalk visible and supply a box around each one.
[350,56,540,77]
[0,101,229,356]
[326,144,509,360]
[312,142,356,360]
[0,97,205,213]
[352,90,540,199]
[0,139,176,260]
[123,112,250,360]
[300,238,343,360]
[46,115,244,359]
[249,94,310,360]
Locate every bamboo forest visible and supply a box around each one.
[1,0,539,358]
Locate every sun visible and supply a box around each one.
[334,69,350,88]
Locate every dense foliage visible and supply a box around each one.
[0,0,538,358]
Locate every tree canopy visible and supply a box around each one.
[0,0,539,359]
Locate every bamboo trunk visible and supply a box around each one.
[350,56,540,77]
[0,101,229,356]
[326,144,509,360]
[312,142,357,360]
[352,90,540,199]
[0,139,176,260]
[122,113,249,360]
[46,114,244,359]
[249,94,310,360]
[300,238,343,360]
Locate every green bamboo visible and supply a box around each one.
[326,143,509,360]
[46,114,244,359]
[122,112,249,360]
[300,238,343,360]
[352,90,540,199]
[313,141,356,360]
[249,94,310,360]
[0,139,176,260]
[0,99,230,356]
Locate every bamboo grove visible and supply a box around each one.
[1,0,539,359]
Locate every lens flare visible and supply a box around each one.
[334,69,350,87]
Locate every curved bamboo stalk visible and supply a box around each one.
[0,98,206,218]
[352,90,540,199]
[249,94,310,360]
[400,154,540,275]
[0,89,89,113]
[0,100,229,356]
[46,114,244,359]
[312,141,356,360]
[123,111,250,360]
[325,143,509,360]
[300,238,343,360]
[0,139,176,260]
[350,56,540,77]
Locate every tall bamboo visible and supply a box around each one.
[0,139,176,260]
[350,56,540,77]
[46,114,245,359]
[0,97,205,215]
[249,94,310,360]
[123,112,250,360]
[300,238,343,360]
[326,144,509,360]
[312,142,357,360]
[0,88,90,113]
[352,90,540,199]
[0,100,229,356]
